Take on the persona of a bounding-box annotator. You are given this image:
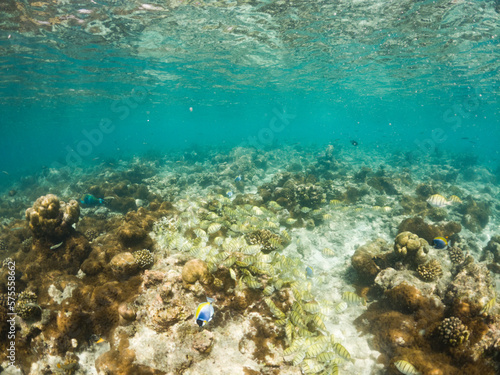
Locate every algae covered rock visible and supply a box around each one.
[460,196,490,233]
[397,217,461,244]
[482,235,500,273]
[110,252,140,279]
[351,238,390,284]
[25,194,80,239]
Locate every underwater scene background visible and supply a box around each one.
[0,0,500,374]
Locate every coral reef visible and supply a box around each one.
[397,217,461,244]
[460,197,490,233]
[351,238,391,284]
[25,194,80,240]
[449,246,465,264]
[416,259,443,282]
[245,229,282,254]
[15,290,41,320]
[110,252,140,279]
[482,235,500,273]
[133,249,154,269]
[181,259,211,285]
[394,231,429,265]
[437,316,470,347]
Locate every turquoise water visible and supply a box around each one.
[0,0,499,182]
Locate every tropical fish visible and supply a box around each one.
[426,194,451,208]
[305,266,314,278]
[433,236,448,249]
[50,241,64,250]
[449,195,462,204]
[394,360,420,375]
[480,294,496,315]
[226,190,233,198]
[342,291,366,306]
[80,194,105,206]
[56,361,78,371]
[234,175,242,182]
[195,297,215,327]
[350,140,358,146]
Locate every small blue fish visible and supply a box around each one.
[80,194,105,206]
[305,266,314,278]
[195,297,215,327]
[234,175,242,182]
[226,190,233,198]
[433,236,448,249]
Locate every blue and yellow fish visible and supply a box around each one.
[226,190,233,198]
[433,236,448,249]
[195,297,215,327]
[234,175,242,182]
[80,194,105,206]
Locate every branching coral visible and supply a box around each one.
[437,317,469,347]
[417,259,443,282]
[133,249,154,269]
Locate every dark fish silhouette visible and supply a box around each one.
[350,140,358,146]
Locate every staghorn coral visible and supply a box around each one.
[437,316,470,347]
[245,229,282,254]
[417,259,443,282]
[394,231,429,265]
[133,249,154,269]
[25,194,80,240]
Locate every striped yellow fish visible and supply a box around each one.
[331,342,351,361]
[426,194,451,208]
[449,195,463,204]
[394,360,420,375]
[342,291,366,306]
[480,295,496,315]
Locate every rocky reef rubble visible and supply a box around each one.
[351,226,500,374]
